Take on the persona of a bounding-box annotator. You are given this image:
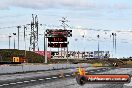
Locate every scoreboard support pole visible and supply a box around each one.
[44,32,47,64]
[45,37,47,64]
[67,39,69,63]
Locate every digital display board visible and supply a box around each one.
[48,37,67,42]
[45,29,72,37]
[48,43,67,48]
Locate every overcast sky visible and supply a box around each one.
[0,0,132,58]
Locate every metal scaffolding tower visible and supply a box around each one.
[29,14,39,51]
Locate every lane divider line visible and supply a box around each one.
[52,77,58,79]
[0,85,3,87]
[16,82,23,84]
[0,68,111,87]
[65,75,70,77]
[24,81,30,83]
[10,83,16,85]
[46,78,51,80]
[38,79,44,80]
[3,84,9,86]
[30,80,36,82]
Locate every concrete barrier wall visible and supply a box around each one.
[0,63,91,74]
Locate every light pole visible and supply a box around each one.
[112,33,115,52]
[8,35,11,49]
[82,32,85,59]
[97,35,100,59]
[74,38,78,59]
[24,26,27,59]
[17,26,21,50]
[24,36,27,61]
[13,33,16,49]
[112,33,117,57]
[115,33,117,54]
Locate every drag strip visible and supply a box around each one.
[0,67,115,88]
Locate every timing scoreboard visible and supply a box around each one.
[45,29,72,48]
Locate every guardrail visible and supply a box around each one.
[0,63,91,74]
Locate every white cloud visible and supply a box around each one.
[0,0,94,10]
[0,1,10,9]
[113,3,128,10]
[0,0,130,10]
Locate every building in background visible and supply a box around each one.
[34,51,51,60]
[50,51,110,59]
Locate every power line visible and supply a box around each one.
[0,24,26,30]
[0,14,29,19]
[0,26,18,29]
[1,23,132,34]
